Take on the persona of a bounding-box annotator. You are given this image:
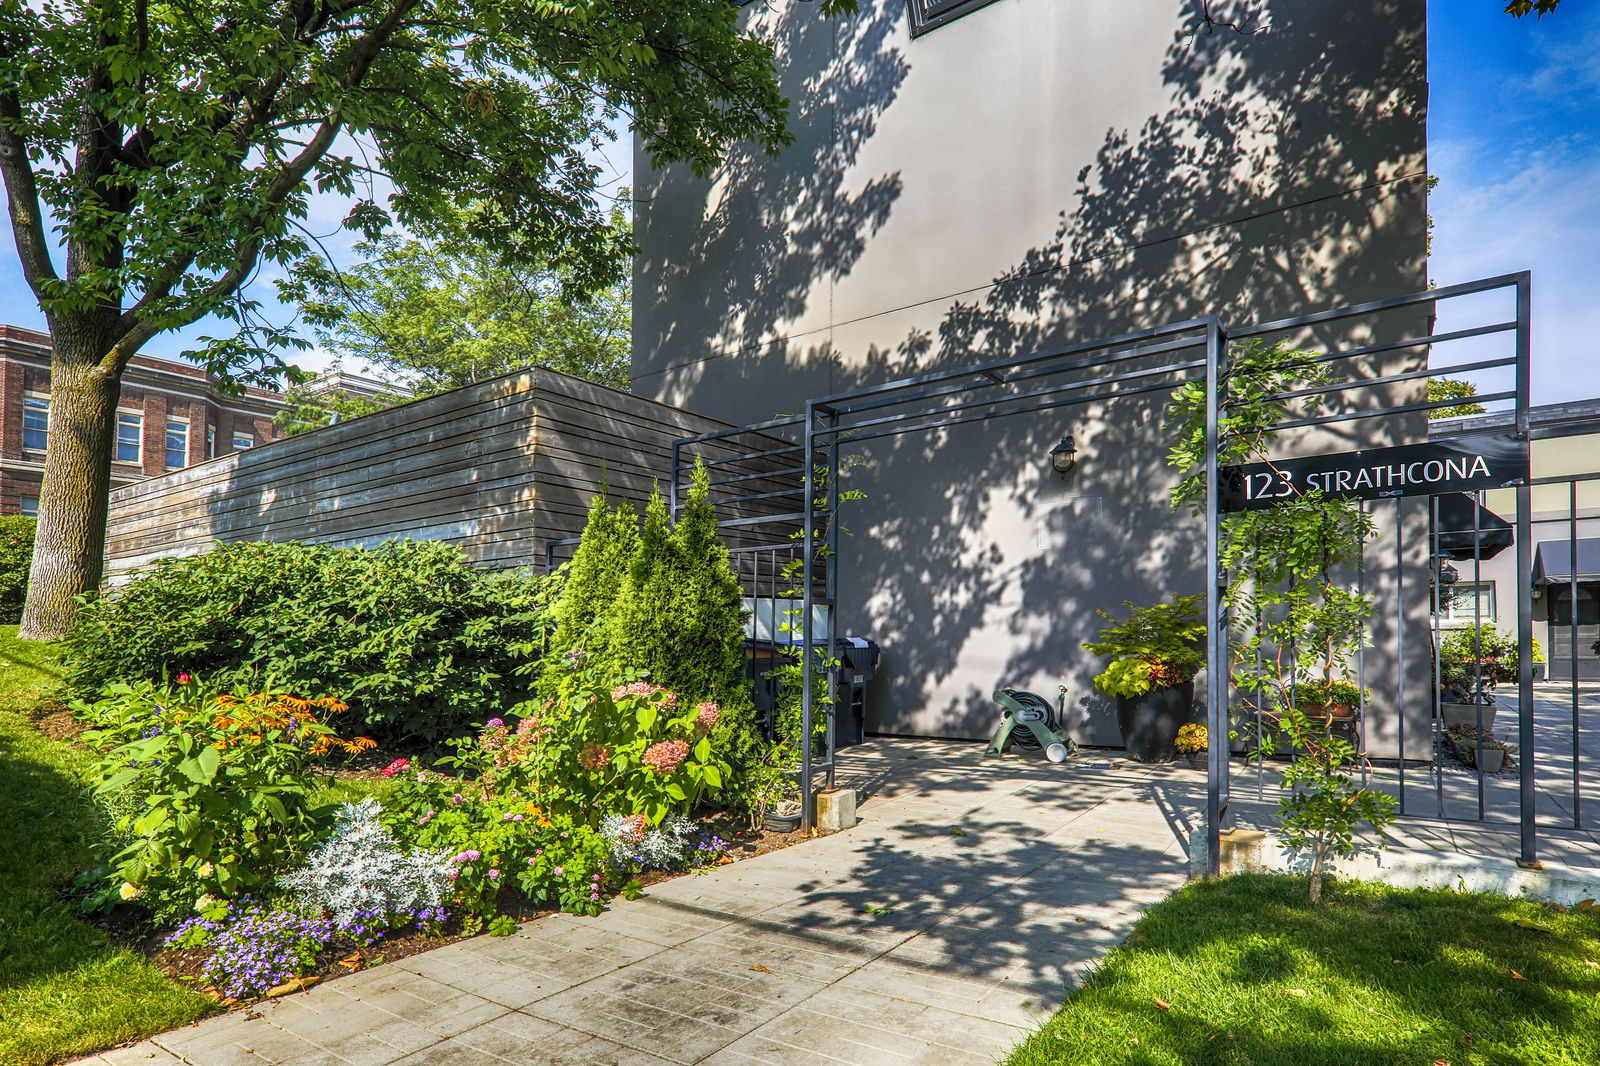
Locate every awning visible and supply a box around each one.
[1533,538,1600,586]
[1433,493,1514,561]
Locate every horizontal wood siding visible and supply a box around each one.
[105,368,798,582]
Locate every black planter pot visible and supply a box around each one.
[1116,681,1196,762]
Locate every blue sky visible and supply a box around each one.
[0,4,1596,404]
[1427,1,1600,405]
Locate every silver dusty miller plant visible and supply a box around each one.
[280,799,452,923]
[601,813,697,870]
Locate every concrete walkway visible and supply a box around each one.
[86,741,1198,1066]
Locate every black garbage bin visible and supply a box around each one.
[832,636,880,749]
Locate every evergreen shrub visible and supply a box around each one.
[0,514,35,623]
[63,539,561,741]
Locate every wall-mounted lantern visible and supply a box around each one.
[1049,434,1078,479]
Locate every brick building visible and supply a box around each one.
[0,324,288,515]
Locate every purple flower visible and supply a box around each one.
[486,718,505,729]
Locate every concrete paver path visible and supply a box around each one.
[85,741,1197,1066]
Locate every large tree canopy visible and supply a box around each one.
[0,0,850,638]
[286,208,633,399]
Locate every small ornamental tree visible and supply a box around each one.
[604,464,749,708]
[1167,339,1396,903]
[547,492,640,677]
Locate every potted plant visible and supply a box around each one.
[1438,624,1519,731]
[1174,722,1208,769]
[1444,723,1512,773]
[747,742,803,833]
[1084,595,1205,762]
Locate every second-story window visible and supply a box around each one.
[232,433,254,451]
[908,0,1004,37]
[22,397,48,451]
[165,419,189,470]
[207,426,216,459]
[116,412,143,463]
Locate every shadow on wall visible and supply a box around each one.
[642,1,1431,742]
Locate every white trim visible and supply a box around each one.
[0,349,288,412]
[114,410,144,465]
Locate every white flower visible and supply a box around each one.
[119,882,141,901]
[197,862,215,878]
[194,893,219,911]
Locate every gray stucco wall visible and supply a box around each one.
[632,0,1430,747]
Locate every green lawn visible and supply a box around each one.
[0,627,213,1066]
[1007,873,1600,1066]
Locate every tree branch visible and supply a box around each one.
[0,35,61,297]
[107,0,422,368]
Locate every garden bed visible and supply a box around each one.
[137,809,816,1007]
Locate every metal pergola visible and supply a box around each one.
[669,272,1535,869]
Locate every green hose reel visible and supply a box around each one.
[984,686,1077,762]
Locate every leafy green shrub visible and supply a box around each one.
[546,493,638,675]
[0,514,35,623]
[63,539,560,741]
[1439,623,1523,696]
[602,465,750,709]
[1084,596,1206,698]
[78,680,371,920]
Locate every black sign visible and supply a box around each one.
[1219,434,1528,512]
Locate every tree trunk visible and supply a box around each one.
[18,327,121,640]
[1308,848,1326,904]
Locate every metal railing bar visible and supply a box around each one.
[1231,272,1526,340]
[826,334,1208,420]
[1268,355,1516,404]
[806,317,1219,410]
[674,414,805,447]
[706,466,806,489]
[824,354,1208,438]
[717,512,808,530]
[693,443,806,469]
[716,487,806,508]
[829,374,1199,448]
[1268,391,1518,433]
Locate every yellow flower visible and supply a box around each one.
[118,882,141,901]
[198,862,215,878]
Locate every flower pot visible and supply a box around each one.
[762,811,801,833]
[1183,753,1207,770]
[1532,663,1547,683]
[1440,702,1495,733]
[1471,746,1508,773]
[1116,680,1195,763]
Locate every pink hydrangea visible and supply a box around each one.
[578,744,611,771]
[642,739,690,775]
[694,702,720,730]
[485,718,505,729]
[610,681,677,706]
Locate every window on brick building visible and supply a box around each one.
[22,396,48,451]
[207,426,216,459]
[165,418,189,470]
[232,433,254,451]
[116,412,143,463]
[19,497,38,517]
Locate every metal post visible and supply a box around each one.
[669,440,681,519]
[1571,480,1581,828]
[1514,271,1539,867]
[1429,496,1444,817]
[800,405,818,831]
[1395,497,1407,811]
[824,411,841,788]
[1205,319,1228,877]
